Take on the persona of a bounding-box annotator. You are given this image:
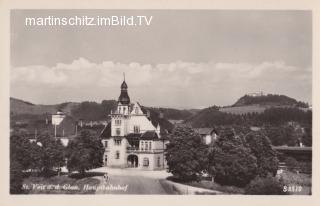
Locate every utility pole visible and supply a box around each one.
[54,124,57,140]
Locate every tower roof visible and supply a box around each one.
[118,80,130,104]
[121,80,128,89]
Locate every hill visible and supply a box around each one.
[232,94,308,108]
[10,97,80,116]
[185,106,242,127]
[70,100,117,121]
[145,107,194,120]
[218,94,309,115]
[10,97,195,122]
[186,94,311,127]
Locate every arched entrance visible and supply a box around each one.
[127,154,138,168]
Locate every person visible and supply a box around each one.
[103,172,109,183]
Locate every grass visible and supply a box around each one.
[185,180,245,194]
[23,174,100,194]
[219,105,266,115]
[167,176,244,194]
[278,171,312,195]
[167,171,312,195]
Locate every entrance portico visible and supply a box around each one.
[127,154,138,168]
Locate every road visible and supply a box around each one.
[95,175,168,194]
[90,167,171,194]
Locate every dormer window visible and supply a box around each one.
[135,107,139,114]
[114,139,121,145]
[134,125,140,133]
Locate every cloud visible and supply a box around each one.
[10,58,311,107]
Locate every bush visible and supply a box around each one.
[284,157,299,170]
[245,175,286,195]
[280,171,311,187]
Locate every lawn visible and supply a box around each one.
[22,174,100,194]
[184,180,245,194]
[166,176,244,194]
[167,171,312,195]
[278,171,312,195]
[219,105,266,115]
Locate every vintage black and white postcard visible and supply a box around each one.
[1,0,319,206]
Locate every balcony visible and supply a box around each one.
[126,147,164,154]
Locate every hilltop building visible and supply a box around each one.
[247,91,264,97]
[100,77,169,170]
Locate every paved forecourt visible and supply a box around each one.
[89,167,171,194]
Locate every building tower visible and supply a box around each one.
[111,74,130,137]
[117,73,130,115]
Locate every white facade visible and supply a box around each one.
[101,80,167,170]
[52,111,66,125]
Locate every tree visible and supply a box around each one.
[10,158,24,194]
[10,135,32,194]
[28,142,44,172]
[66,131,104,175]
[37,134,65,175]
[165,126,208,182]
[244,131,279,177]
[208,127,258,187]
[10,135,32,170]
[302,126,312,146]
[264,125,297,146]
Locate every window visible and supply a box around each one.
[104,140,108,148]
[134,125,140,133]
[104,155,108,166]
[141,141,144,151]
[149,142,152,150]
[114,139,121,146]
[115,151,120,159]
[135,107,139,114]
[157,157,161,167]
[116,128,121,136]
[143,158,149,167]
[115,119,121,126]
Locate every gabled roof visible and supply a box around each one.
[99,122,111,139]
[139,105,173,135]
[126,133,141,141]
[194,128,217,136]
[140,131,159,140]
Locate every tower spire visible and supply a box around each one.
[119,74,130,104]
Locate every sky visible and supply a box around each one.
[10,10,312,109]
